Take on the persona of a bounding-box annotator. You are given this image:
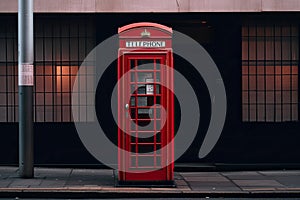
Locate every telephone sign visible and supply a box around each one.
[125,41,166,48]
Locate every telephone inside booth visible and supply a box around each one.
[117,22,174,186]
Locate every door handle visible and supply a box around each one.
[125,104,129,118]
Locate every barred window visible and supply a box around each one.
[242,25,299,122]
[0,17,95,122]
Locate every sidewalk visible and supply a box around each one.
[1,167,300,198]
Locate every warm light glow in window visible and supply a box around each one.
[56,66,69,76]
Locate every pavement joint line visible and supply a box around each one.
[257,170,268,177]
[174,172,192,190]
[5,178,14,188]
[220,172,244,192]
[68,168,73,180]
[180,172,194,191]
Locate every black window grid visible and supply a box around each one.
[0,16,96,122]
[242,24,299,122]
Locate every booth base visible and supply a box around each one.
[116,180,176,188]
[114,170,176,188]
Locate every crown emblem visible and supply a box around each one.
[141,29,151,37]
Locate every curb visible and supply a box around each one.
[1,188,300,198]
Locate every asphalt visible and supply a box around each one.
[1,167,300,198]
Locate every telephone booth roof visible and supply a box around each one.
[118,22,172,35]
[118,22,172,49]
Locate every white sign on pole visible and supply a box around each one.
[19,64,34,86]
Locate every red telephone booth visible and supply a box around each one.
[117,22,174,186]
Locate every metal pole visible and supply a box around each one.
[18,0,34,178]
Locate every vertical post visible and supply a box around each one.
[18,0,34,178]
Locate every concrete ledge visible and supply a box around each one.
[262,0,300,12]
[1,0,300,13]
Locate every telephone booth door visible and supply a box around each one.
[118,23,174,185]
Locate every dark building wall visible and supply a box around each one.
[0,13,300,169]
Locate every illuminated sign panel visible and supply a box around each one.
[125,41,166,48]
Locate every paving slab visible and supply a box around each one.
[34,167,72,173]
[66,180,102,186]
[71,169,114,176]
[35,168,72,175]
[39,179,67,188]
[0,179,12,187]
[189,182,237,188]
[232,179,284,187]
[222,171,268,180]
[0,175,8,179]
[179,172,222,177]
[222,175,271,180]
[182,176,230,182]
[272,176,300,187]
[259,170,300,176]
[190,186,242,191]
[66,180,113,186]
[222,171,261,176]
[9,179,43,187]
[0,167,18,174]
[175,179,189,186]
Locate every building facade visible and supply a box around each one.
[1,0,300,169]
